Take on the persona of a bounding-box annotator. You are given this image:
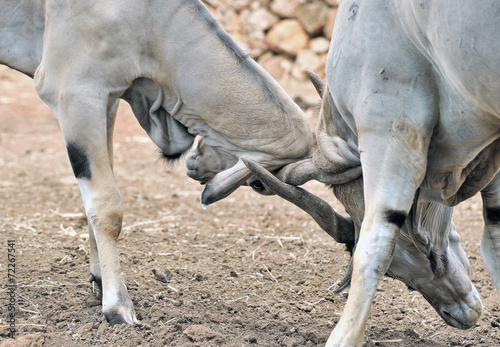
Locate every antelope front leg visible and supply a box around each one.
[327,209,407,346]
[89,99,120,302]
[480,171,500,290]
[67,102,135,325]
[38,86,136,324]
[327,125,429,346]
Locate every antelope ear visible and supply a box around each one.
[201,159,252,208]
[306,69,325,96]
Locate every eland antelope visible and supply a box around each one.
[0,0,313,325]
[244,0,500,346]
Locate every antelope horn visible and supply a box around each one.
[201,159,252,208]
[275,158,362,186]
[306,69,326,96]
[334,257,353,294]
[242,158,355,245]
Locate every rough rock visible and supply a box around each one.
[265,19,309,56]
[310,37,330,54]
[292,49,322,80]
[246,8,279,32]
[226,0,253,11]
[325,0,340,6]
[269,0,307,18]
[245,30,268,58]
[258,53,294,80]
[213,7,239,33]
[296,2,329,36]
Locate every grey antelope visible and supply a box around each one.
[244,0,500,345]
[0,0,313,324]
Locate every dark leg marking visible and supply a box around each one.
[486,207,500,225]
[384,210,407,229]
[67,142,92,180]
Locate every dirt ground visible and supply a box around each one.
[0,66,499,347]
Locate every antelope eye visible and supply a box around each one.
[251,180,265,192]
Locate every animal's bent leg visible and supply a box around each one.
[51,91,135,325]
[89,100,120,302]
[327,129,429,346]
[480,171,500,290]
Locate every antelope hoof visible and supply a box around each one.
[103,308,137,325]
[102,291,137,325]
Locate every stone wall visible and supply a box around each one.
[202,0,339,82]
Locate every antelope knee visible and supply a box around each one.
[90,209,123,240]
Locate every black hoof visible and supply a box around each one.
[104,310,127,325]
[104,309,136,326]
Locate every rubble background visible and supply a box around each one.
[202,0,340,83]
